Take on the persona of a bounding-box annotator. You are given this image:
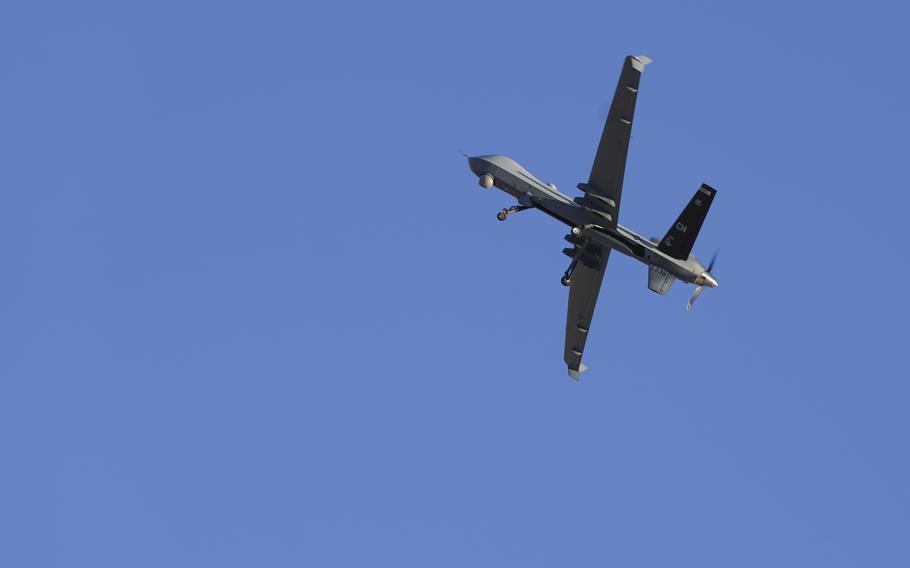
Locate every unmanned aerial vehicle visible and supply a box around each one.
[467,55,719,379]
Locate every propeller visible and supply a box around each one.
[686,286,703,311]
[706,250,718,273]
[686,250,719,311]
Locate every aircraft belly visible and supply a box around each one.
[504,186,526,199]
[503,168,574,205]
[588,231,635,257]
[649,255,694,283]
[517,181,560,203]
[502,172,534,199]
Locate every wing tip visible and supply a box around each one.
[630,55,653,72]
[567,363,589,381]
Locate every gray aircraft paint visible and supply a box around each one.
[469,154,715,285]
[466,55,718,379]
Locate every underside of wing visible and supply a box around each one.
[575,55,651,229]
[564,243,611,380]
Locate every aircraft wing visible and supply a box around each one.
[576,55,651,229]
[564,243,611,379]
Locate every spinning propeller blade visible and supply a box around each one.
[707,250,719,272]
[686,286,703,311]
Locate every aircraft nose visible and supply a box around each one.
[468,157,486,177]
[704,272,718,288]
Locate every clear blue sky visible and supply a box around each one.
[2,1,908,566]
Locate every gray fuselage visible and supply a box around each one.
[468,154,714,286]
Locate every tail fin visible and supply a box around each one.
[657,184,717,260]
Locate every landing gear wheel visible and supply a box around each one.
[496,210,507,221]
[561,275,572,287]
[571,226,582,236]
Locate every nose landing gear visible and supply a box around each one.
[496,205,531,221]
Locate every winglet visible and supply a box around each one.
[567,363,589,381]
[630,55,653,72]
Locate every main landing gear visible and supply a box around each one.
[496,205,531,221]
[561,259,578,286]
[561,229,587,286]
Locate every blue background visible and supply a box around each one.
[2,1,908,566]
